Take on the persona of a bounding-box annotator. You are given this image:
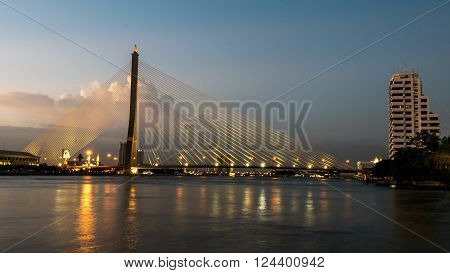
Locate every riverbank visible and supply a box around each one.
[375,179,450,190]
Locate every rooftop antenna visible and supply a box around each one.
[403,61,408,72]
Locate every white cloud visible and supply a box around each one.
[0,80,128,127]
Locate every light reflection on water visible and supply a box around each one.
[1,176,449,252]
[242,186,253,215]
[225,186,235,218]
[211,190,220,217]
[124,184,139,251]
[257,188,267,217]
[198,186,207,217]
[304,190,315,227]
[270,187,282,216]
[75,182,95,252]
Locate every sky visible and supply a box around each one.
[0,0,449,161]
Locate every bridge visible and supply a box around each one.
[22,46,353,173]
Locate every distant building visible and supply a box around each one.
[0,150,40,166]
[357,156,381,170]
[388,71,440,158]
[137,149,144,166]
[118,142,127,166]
[356,156,381,180]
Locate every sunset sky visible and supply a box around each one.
[0,0,449,160]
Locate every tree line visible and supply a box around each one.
[373,132,450,185]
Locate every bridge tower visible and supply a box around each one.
[124,45,139,173]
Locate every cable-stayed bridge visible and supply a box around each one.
[23,48,347,171]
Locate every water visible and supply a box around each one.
[0,176,449,253]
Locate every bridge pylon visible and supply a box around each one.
[124,45,139,174]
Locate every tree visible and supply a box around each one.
[410,131,440,152]
[77,154,83,165]
[372,159,393,178]
[373,133,450,186]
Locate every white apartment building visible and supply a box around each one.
[388,71,440,158]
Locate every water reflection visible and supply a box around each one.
[198,186,207,216]
[270,188,282,215]
[124,184,139,251]
[211,190,220,217]
[175,186,185,216]
[2,176,450,252]
[226,186,236,218]
[242,187,253,215]
[304,190,315,226]
[258,188,267,218]
[290,190,300,213]
[75,182,96,252]
[53,186,75,238]
[319,190,328,210]
[343,191,353,219]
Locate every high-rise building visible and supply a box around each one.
[388,71,440,158]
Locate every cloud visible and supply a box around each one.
[0,80,128,127]
[0,91,81,125]
[79,80,101,98]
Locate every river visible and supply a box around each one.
[0,176,449,252]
